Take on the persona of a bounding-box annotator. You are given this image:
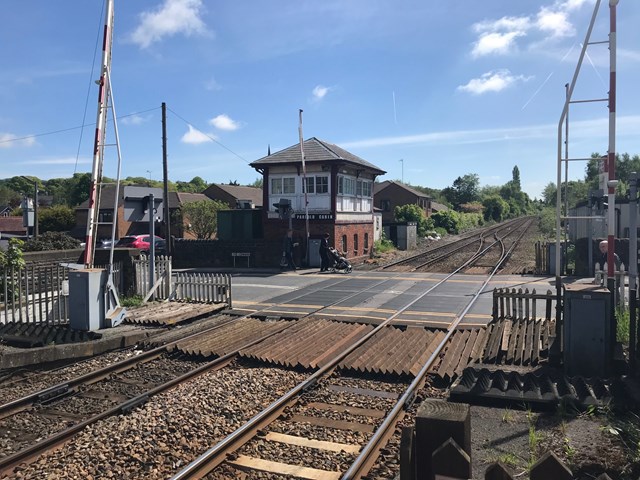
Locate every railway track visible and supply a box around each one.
[170,230,520,480]
[381,216,534,273]
[0,225,533,479]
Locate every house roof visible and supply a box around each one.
[431,201,449,212]
[78,185,184,210]
[203,184,263,207]
[374,180,430,199]
[250,137,386,175]
[0,216,27,233]
[176,192,211,205]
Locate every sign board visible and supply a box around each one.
[598,157,607,192]
[123,186,164,222]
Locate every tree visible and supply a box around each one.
[394,204,433,237]
[68,173,92,206]
[442,173,480,208]
[176,176,208,193]
[248,177,263,189]
[180,199,228,239]
[431,210,461,234]
[38,205,76,232]
[0,185,21,208]
[482,195,510,222]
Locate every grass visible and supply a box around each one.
[373,238,395,254]
[120,295,144,308]
[616,307,630,343]
[527,409,544,470]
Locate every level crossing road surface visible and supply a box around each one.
[228,269,557,329]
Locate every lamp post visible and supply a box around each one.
[21,176,38,238]
[399,159,404,184]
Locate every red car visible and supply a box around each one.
[115,235,165,254]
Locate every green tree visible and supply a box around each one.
[180,199,228,239]
[38,205,76,232]
[176,176,209,193]
[68,173,92,206]
[431,210,461,234]
[248,177,263,189]
[0,185,21,208]
[442,173,480,209]
[482,195,510,222]
[394,204,433,237]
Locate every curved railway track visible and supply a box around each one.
[380,216,534,273]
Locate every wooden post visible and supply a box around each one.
[415,400,471,480]
[400,426,416,480]
[530,451,572,480]
[431,438,470,479]
[484,462,514,480]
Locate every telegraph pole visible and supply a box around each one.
[162,102,171,256]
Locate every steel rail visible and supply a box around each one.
[169,234,518,480]
[0,270,377,420]
[0,314,240,419]
[381,217,528,271]
[341,219,520,479]
[0,321,296,476]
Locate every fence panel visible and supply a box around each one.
[133,256,172,300]
[1,262,123,325]
[170,272,232,307]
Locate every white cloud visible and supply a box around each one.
[472,31,525,57]
[130,0,209,49]
[121,114,151,126]
[24,157,90,165]
[205,77,222,91]
[458,70,529,95]
[561,0,594,11]
[473,16,531,34]
[0,133,36,148]
[536,8,574,37]
[181,125,214,144]
[312,85,331,101]
[209,114,241,131]
[340,115,640,150]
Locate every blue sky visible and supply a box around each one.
[1,0,639,199]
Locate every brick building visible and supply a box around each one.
[250,137,386,265]
[202,183,263,209]
[73,185,211,241]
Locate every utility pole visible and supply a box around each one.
[298,109,309,266]
[162,102,171,256]
[399,159,404,184]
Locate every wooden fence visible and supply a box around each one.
[1,262,122,325]
[169,272,232,307]
[401,400,614,480]
[492,288,555,323]
[410,436,613,479]
[594,262,627,309]
[133,255,172,301]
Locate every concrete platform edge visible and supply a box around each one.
[0,330,156,369]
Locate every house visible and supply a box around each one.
[0,216,27,236]
[203,183,263,209]
[73,185,212,241]
[0,206,12,217]
[373,180,434,225]
[250,137,386,265]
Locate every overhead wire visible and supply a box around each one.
[165,107,250,164]
[74,0,106,175]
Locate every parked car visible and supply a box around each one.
[115,235,164,254]
[98,239,114,249]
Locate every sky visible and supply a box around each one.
[1,0,639,200]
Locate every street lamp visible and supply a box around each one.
[20,176,38,238]
[399,159,404,184]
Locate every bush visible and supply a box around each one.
[23,232,81,251]
[431,210,461,234]
[374,232,395,254]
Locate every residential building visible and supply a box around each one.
[374,180,434,225]
[203,183,263,209]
